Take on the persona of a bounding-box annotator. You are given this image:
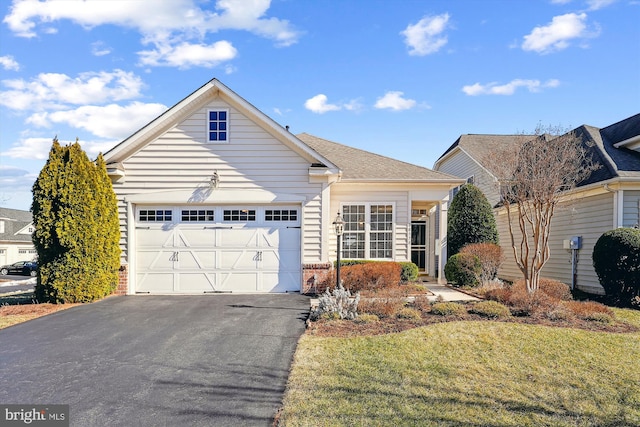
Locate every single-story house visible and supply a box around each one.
[0,207,37,266]
[434,113,640,294]
[103,79,463,295]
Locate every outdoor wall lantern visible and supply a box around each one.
[333,212,345,288]
[210,170,220,189]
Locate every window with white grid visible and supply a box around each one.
[341,204,393,259]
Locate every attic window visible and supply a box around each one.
[208,109,228,143]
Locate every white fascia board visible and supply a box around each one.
[124,188,307,205]
[613,134,640,151]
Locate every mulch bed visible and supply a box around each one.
[306,302,639,338]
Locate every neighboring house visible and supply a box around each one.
[0,207,37,266]
[103,79,463,295]
[434,114,640,295]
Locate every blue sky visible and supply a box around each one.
[1,0,638,211]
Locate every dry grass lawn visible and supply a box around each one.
[0,292,77,329]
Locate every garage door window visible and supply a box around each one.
[139,209,172,222]
[224,209,256,221]
[181,209,215,222]
[265,209,297,221]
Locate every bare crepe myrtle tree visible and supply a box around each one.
[484,125,600,293]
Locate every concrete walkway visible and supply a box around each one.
[425,284,480,302]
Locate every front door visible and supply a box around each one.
[411,222,426,272]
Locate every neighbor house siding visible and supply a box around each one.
[495,191,612,294]
[435,150,501,206]
[112,99,324,265]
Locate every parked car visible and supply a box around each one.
[0,261,37,276]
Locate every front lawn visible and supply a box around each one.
[279,308,640,426]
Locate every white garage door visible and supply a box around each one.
[135,206,301,293]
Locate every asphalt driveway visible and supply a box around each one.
[0,294,310,426]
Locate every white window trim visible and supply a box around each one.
[206,108,230,144]
[340,202,395,260]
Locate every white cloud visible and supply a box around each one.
[0,164,38,194]
[304,94,342,114]
[587,0,616,10]
[0,69,144,111]
[26,102,168,140]
[3,0,300,67]
[522,13,598,54]
[138,40,238,69]
[401,14,450,56]
[462,79,561,96]
[0,55,20,71]
[2,137,54,160]
[374,91,417,111]
[91,41,112,57]
[1,136,119,160]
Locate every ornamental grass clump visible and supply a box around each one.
[431,302,467,317]
[396,307,422,320]
[469,300,511,319]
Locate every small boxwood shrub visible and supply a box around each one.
[336,260,419,283]
[484,287,511,304]
[396,307,422,320]
[593,228,640,307]
[469,301,511,318]
[431,302,467,316]
[331,262,402,292]
[399,262,419,282]
[460,243,504,284]
[444,253,481,287]
[538,278,573,301]
[583,312,613,324]
[506,280,560,316]
[358,298,406,318]
[563,300,613,320]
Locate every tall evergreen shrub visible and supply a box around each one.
[447,184,498,257]
[32,139,121,303]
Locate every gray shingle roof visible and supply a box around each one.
[437,114,640,188]
[296,133,461,182]
[0,208,33,243]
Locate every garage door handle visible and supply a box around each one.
[170,252,179,262]
[254,251,263,261]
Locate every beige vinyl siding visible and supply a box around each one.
[623,190,640,227]
[112,99,324,264]
[329,185,410,262]
[435,150,501,206]
[495,192,612,294]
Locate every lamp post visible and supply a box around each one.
[333,212,344,288]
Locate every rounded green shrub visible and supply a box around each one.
[469,301,511,318]
[444,253,481,287]
[431,302,467,316]
[399,262,419,282]
[593,228,640,307]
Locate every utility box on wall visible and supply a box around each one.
[563,236,582,250]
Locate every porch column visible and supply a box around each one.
[437,200,448,284]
